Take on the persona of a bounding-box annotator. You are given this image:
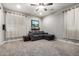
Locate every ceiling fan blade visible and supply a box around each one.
[47,3,53,6]
[30,4,37,6]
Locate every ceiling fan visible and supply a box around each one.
[30,3,53,6]
[30,3,53,15]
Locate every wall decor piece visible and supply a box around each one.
[31,20,40,30]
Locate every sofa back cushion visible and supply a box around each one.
[29,31,44,35]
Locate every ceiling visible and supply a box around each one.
[2,3,76,17]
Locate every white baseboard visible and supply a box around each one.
[0,38,23,46]
[57,39,79,46]
[0,41,6,46]
[5,38,23,43]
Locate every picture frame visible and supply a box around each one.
[31,20,40,30]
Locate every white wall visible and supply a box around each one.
[42,4,77,39]
[0,4,4,42]
[42,12,64,39]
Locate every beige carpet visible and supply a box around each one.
[0,39,79,56]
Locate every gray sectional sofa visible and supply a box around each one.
[28,31,55,41]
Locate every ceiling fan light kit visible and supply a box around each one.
[30,3,53,15]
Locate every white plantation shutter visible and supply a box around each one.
[64,5,79,40]
[64,11,67,39]
[6,13,27,40]
[75,6,79,40]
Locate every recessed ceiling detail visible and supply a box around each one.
[2,3,75,17]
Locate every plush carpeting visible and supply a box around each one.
[0,39,79,56]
